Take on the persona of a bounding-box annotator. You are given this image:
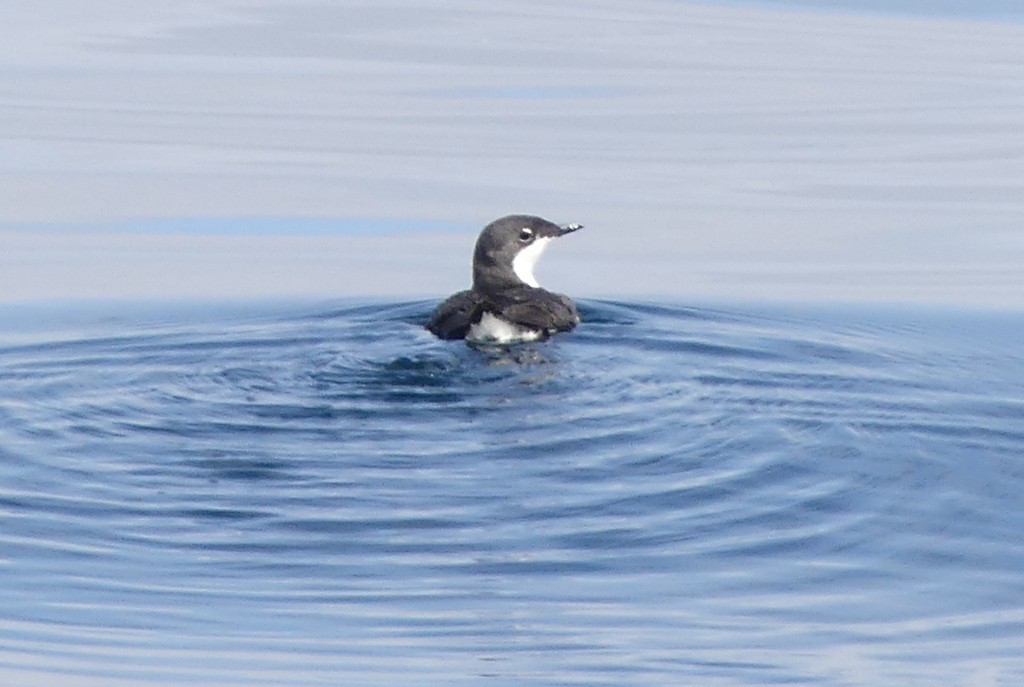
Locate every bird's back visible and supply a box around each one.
[425,290,484,340]
[426,286,579,342]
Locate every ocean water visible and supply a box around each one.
[1,299,1022,686]
[3,0,1024,684]
[3,0,1024,305]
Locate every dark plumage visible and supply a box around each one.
[426,215,582,343]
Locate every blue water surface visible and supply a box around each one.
[1,299,1022,686]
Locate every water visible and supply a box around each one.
[3,0,1024,306]
[3,0,1024,682]
[715,0,1024,22]
[2,299,1022,686]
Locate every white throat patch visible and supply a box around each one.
[511,237,551,288]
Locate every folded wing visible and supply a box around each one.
[486,287,580,335]
[426,286,579,341]
[425,290,485,340]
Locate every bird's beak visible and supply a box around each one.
[558,223,583,236]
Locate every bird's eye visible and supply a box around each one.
[519,227,534,243]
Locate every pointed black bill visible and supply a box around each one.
[558,223,583,236]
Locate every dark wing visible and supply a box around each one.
[488,287,580,335]
[425,290,486,340]
[426,287,580,341]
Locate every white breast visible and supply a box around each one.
[467,312,543,345]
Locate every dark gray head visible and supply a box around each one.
[471,215,582,292]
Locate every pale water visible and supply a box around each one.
[3,0,1024,305]
[1,299,1022,686]
[3,0,1024,684]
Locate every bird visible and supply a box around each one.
[425,214,582,344]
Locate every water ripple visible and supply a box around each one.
[1,299,1022,685]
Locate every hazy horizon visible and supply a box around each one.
[2,0,1022,307]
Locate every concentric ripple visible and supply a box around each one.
[0,299,1022,686]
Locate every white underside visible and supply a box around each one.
[511,237,551,288]
[467,311,543,345]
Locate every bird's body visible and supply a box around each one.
[426,215,582,344]
[427,284,579,343]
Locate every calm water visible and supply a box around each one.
[1,300,1022,686]
[3,0,1024,305]
[3,0,1024,683]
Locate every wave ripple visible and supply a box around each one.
[1,299,1022,686]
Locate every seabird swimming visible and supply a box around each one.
[425,214,582,344]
